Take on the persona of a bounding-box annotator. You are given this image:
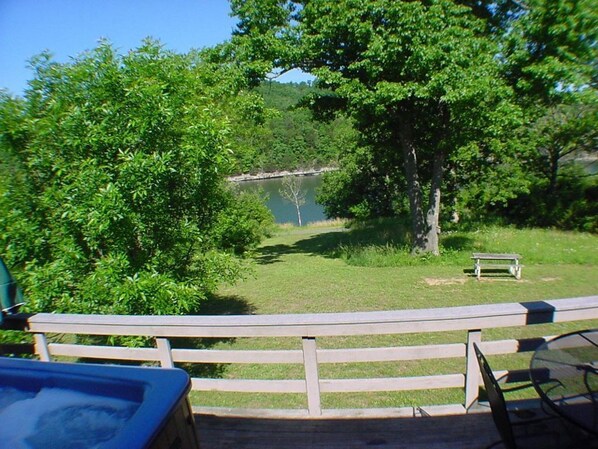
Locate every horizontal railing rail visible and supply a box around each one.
[2,295,598,417]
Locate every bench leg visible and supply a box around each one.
[514,266,522,280]
[508,264,522,279]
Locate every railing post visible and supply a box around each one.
[156,337,174,368]
[465,329,482,410]
[302,336,322,416]
[34,333,51,361]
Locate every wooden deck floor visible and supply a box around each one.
[195,411,501,449]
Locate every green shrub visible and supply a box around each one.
[499,165,598,233]
[0,41,270,316]
[212,187,275,256]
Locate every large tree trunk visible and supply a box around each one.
[423,150,445,256]
[399,115,444,256]
[548,148,560,196]
[398,116,427,254]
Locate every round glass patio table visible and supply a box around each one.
[530,329,598,435]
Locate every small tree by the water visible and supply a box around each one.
[279,175,306,226]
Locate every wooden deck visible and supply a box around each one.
[194,411,501,449]
[3,295,598,449]
[15,296,598,418]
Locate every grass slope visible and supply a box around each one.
[195,222,598,410]
[218,223,598,313]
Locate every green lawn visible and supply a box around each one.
[192,222,598,410]
[218,223,598,313]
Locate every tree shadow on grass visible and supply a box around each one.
[77,294,256,379]
[254,243,297,264]
[292,230,353,258]
[256,221,483,270]
[254,231,351,264]
[294,219,412,259]
[170,293,257,378]
[442,235,476,251]
[256,220,414,263]
[197,293,256,316]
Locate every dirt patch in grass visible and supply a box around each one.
[424,278,468,286]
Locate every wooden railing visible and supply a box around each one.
[3,295,598,418]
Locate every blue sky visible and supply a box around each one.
[0,0,310,96]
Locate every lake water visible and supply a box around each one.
[235,158,597,226]
[235,175,327,225]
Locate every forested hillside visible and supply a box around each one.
[229,81,356,174]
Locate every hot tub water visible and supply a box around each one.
[0,387,139,449]
[0,358,200,449]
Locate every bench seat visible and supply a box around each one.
[471,253,523,280]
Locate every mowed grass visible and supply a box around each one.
[219,222,598,313]
[191,222,598,410]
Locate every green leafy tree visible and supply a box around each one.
[0,40,271,315]
[528,102,597,195]
[499,0,597,106]
[498,100,598,231]
[486,0,597,173]
[232,0,523,254]
[472,0,598,229]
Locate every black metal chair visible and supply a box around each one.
[472,343,590,449]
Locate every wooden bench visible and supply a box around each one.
[471,253,523,280]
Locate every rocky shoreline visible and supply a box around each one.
[228,167,336,182]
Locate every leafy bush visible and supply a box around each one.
[498,164,598,233]
[316,148,406,220]
[0,40,269,315]
[212,186,275,255]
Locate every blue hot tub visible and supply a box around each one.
[0,357,200,449]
